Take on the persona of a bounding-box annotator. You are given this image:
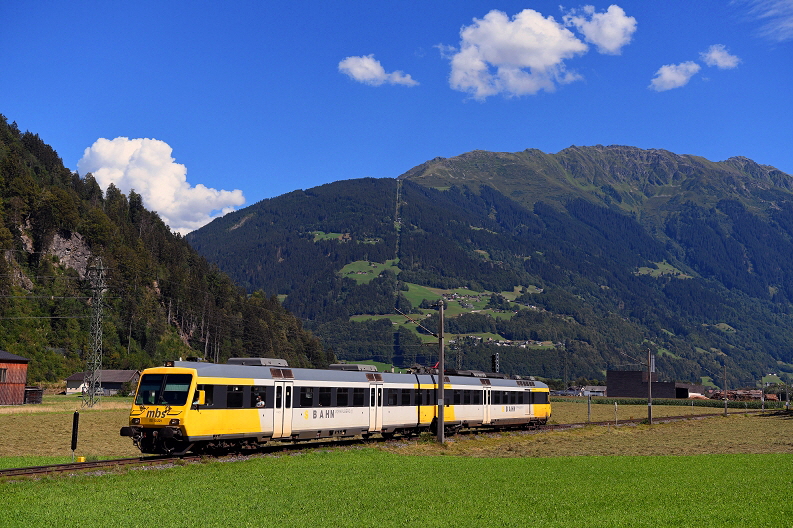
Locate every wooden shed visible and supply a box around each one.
[0,350,31,405]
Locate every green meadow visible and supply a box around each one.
[2,397,792,526]
[3,449,791,526]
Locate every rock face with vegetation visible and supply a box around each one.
[188,145,793,388]
[0,115,329,383]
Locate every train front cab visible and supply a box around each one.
[120,366,198,454]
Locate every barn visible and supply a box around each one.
[65,370,140,396]
[0,350,31,405]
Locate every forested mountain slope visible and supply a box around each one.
[189,147,793,388]
[0,115,329,382]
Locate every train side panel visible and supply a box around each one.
[122,361,550,454]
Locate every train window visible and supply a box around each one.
[136,374,164,405]
[378,387,383,407]
[319,387,331,407]
[195,384,215,407]
[251,386,266,408]
[299,387,315,408]
[535,391,548,404]
[453,390,461,405]
[386,388,397,406]
[424,389,433,406]
[227,386,244,408]
[353,388,365,407]
[464,390,471,405]
[337,388,349,407]
[276,386,282,408]
[136,373,193,406]
[370,388,376,407]
[264,386,274,408]
[401,389,411,406]
[510,391,518,405]
[492,391,500,405]
[285,385,292,408]
[162,374,192,405]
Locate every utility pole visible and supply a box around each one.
[82,258,105,408]
[647,348,653,425]
[437,300,445,444]
[723,363,728,416]
[392,301,445,443]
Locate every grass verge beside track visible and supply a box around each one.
[3,449,792,526]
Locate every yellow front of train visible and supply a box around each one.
[535,387,552,423]
[120,364,198,454]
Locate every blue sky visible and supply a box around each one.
[2,1,792,233]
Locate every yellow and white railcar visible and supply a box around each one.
[121,359,550,454]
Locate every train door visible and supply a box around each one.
[483,387,492,425]
[368,383,383,432]
[525,390,533,418]
[273,381,294,438]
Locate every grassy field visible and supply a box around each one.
[338,259,401,284]
[0,398,787,462]
[2,398,793,525]
[2,448,791,526]
[0,395,139,460]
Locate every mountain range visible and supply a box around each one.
[188,145,793,388]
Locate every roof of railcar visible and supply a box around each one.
[166,362,546,388]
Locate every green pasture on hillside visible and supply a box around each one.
[338,260,400,284]
[311,230,344,241]
[3,450,791,526]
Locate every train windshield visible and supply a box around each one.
[135,374,193,406]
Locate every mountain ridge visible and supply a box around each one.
[401,145,793,213]
[188,145,793,387]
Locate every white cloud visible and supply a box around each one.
[700,44,741,68]
[447,8,590,99]
[77,137,245,235]
[563,5,638,54]
[338,55,418,86]
[742,0,793,42]
[648,61,702,91]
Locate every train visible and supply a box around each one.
[120,358,551,455]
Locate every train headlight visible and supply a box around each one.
[131,418,140,425]
[169,419,180,426]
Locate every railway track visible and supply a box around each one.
[0,410,765,479]
[0,455,189,479]
[0,436,369,479]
